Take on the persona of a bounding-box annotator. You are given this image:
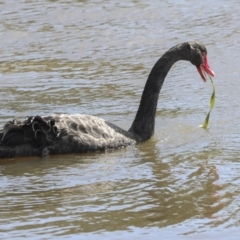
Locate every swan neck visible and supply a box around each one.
[129,44,187,141]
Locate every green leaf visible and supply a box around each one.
[202,76,215,129]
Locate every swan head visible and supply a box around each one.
[188,42,215,82]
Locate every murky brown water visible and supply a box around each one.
[1,0,240,239]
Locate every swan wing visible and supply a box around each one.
[0,114,134,157]
[49,114,135,154]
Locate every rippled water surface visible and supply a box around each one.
[1,0,240,239]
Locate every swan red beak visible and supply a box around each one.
[197,53,215,82]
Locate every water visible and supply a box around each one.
[0,0,240,239]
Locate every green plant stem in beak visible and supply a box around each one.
[202,76,215,129]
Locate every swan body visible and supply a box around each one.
[0,114,135,158]
[0,42,214,158]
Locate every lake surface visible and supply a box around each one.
[1,0,240,239]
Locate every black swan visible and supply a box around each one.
[0,42,214,158]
